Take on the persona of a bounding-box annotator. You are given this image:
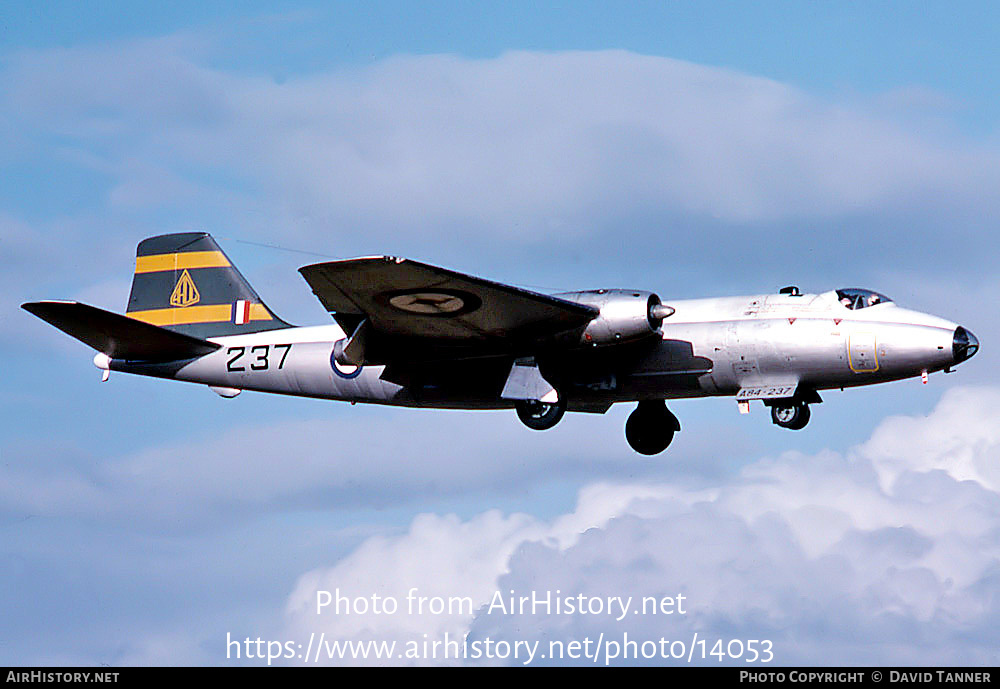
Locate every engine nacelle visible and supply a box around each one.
[557,289,674,346]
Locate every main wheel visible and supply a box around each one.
[771,403,811,430]
[515,398,567,430]
[625,400,680,455]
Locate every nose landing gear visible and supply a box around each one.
[770,402,811,430]
[625,400,681,455]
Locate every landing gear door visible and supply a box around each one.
[501,358,558,403]
[849,333,879,373]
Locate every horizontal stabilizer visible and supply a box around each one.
[23,301,220,362]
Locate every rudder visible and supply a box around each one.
[126,232,289,338]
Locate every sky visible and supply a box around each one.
[2,1,999,666]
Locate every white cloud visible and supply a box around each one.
[862,386,1000,494]
[281,386,1000,665]
[5,43,999,248]
[282,482,679,665]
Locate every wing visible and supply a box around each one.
[298,257,597,362]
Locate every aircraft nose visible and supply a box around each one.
[953,326,980,364]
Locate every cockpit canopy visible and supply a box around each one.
[836,288,892,310]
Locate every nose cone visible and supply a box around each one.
[953,326,980,364]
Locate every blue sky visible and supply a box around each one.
[6,2,999,105]
[3,1,1000,666]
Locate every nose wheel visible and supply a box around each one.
[625,400,681,455]
[770,402,811,430]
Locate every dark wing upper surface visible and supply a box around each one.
[298,257,597,345]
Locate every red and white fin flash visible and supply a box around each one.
[234,300,250,325]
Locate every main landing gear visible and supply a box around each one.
[769,401,811,430]
[625,400,681,455]
[515,398,567,430]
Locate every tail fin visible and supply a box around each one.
[125,232,290,338]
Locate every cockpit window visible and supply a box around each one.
[836,288,892,310]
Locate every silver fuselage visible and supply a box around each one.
[109,289,967,409]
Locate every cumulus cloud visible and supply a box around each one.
[282,483,677,665]
[5,42,999,258]
[863,386,1000,494]
[282,386,1000,665]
